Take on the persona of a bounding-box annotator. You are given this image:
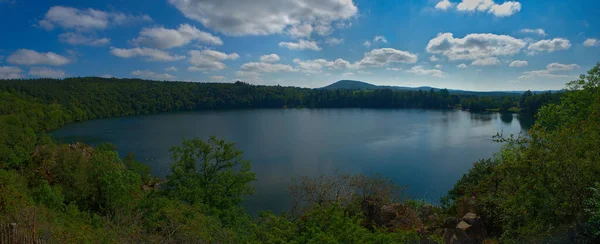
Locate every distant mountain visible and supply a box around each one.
[321,80,378,90]
[321,80,557,96]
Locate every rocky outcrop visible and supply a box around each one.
[442,213,487,244]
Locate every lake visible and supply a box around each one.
[51,109,532,214]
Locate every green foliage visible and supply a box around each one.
[584,183,600,241]
[164,136,256,212]
[445,63,600,242]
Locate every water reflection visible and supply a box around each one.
[500,113,514,125]
[51,109,529,214]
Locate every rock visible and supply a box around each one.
[442,217,460,229]
[462,213,478,225]
[442,228,455,244]
[456,221,472,231]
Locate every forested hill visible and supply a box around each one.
[0,77,557,123]
[321,79,557,96]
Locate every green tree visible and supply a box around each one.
[164,136,256,211]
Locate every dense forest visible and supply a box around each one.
[0,64,597,243]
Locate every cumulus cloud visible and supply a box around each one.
[518,62,580,80]
[131,70,176,80]
[406,65,444,77]
[430,55,440,62]
[287,24,313,38]
[28,67,67,78]
[259,54,280,63]
[509,60,528,67]
[131,24,222,49]
[165,66,178,72]
[240,62,295,73]
[0,66,24,79]
[434,64,442,69]
[168,0,357,37]
[527,38,571,54]
[279,40,321,51]
[292,58,352,73]
[59,32,110,46]
[456,0,521,17]
[356,48,418,68]
[38,6,151,31]
[7,49,70,66]
[426,32,526,60]
[373,35,388,44]
[471,57,500,66]
[110,47,185,61]
[387,67,403,71]
[325,37,344,46]
[435,0,452,10]
[457,63,468,68]
[188,50,239,71]
[520,28,546,37]
[363,41,371,47]
[584,38,600,47]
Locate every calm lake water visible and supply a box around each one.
[51,109,533,214]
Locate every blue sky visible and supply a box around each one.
[0,0,598,91]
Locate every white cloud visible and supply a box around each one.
[508,60,528,67]
[488,1,522,17]
[584,38,600,47]
[292,58,352,73]
[7,49,70,66]
[132,24,222,49]
[430,55,440,62]
[287,24,313,38]
[58,32,110,46]
[406,65,444,77]
[373,35,388,44]
[168,0,357,37]
[363,41,371,47]
[279,40,321,51]
[434,64,442,69]
[259,54,280,63]
[0,66,24,79]
[456,0,521,17]
[325,37,344,46]
[457,63,468,68]
[110,47,185,61]
[546,63,580,71]
[527,38,571,54]
[520,28,546,37]
[356,48,418,68]
[188,50,239,71]
[435,0,452,10]
[386,67,403,71]
[165,66,178,72]
[131,70,176,80]
[38,6,151,31]
[518,62,580,80]
[240,62,295,73]
[426,32,526,60]
[100,74,114,78]
[471,57,500,66]
[342,72,355,77]
[210,76,225,81]
[28,67,67,78]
